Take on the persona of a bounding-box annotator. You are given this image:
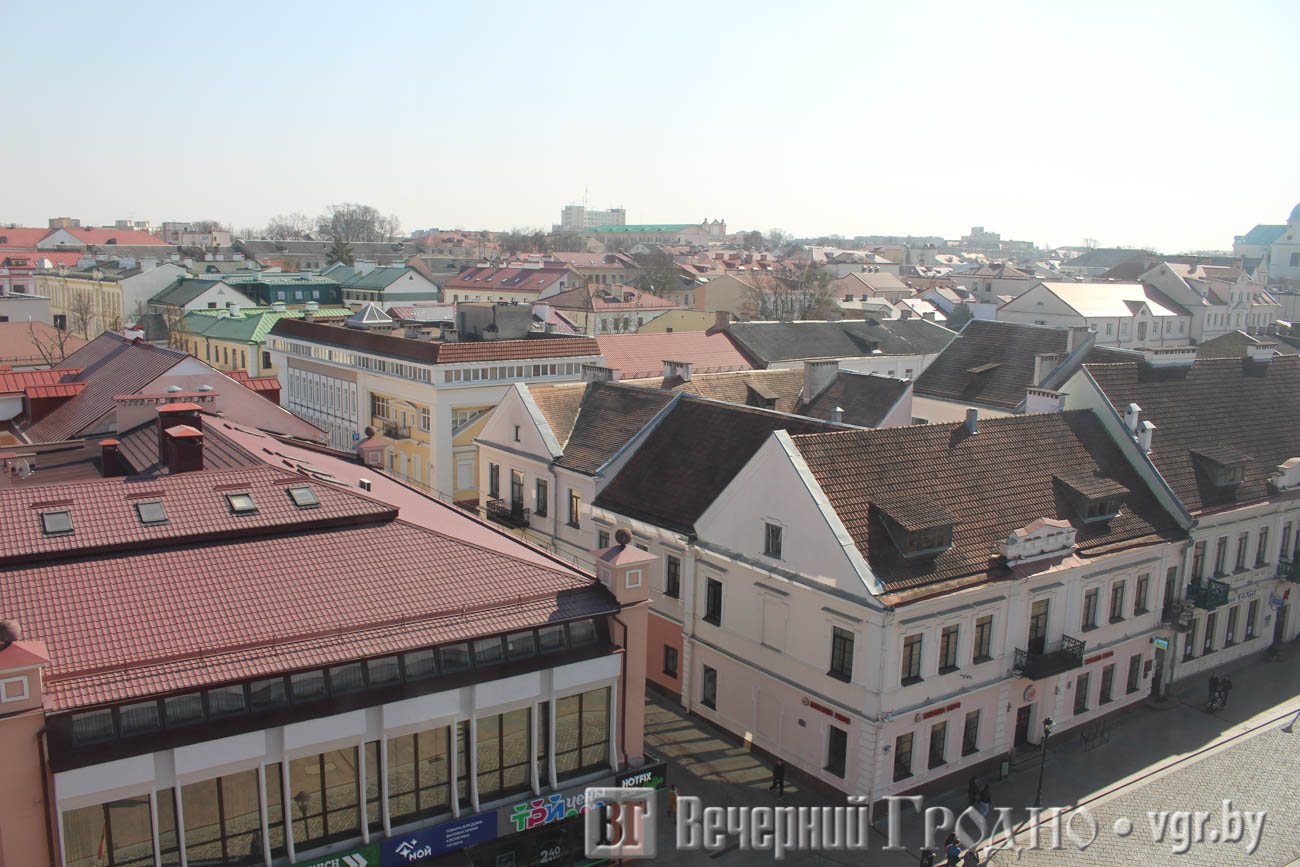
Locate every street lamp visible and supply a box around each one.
[1033,717,1055,808]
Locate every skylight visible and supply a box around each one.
[135,501,168,525]
[40,510,73,536]
[287,485,320,508]
[226,492,258,514]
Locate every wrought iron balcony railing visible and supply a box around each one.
[1279,557,1300,584]
[1186,579,1230,610]
[1013,635,1085,680]
[485,498,530,529]
[381,422,412,440]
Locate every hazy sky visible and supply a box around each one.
[4,0,1297,252]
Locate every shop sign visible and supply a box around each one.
[295,843,379,867]
[616,759,668,791]
[380,811,498,866]
[501,780,611,836]
[1152,637,1169,650]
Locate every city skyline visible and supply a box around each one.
[3,0,1297,252]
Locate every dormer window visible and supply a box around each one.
[875,497,956,559]
[1055,472,1128,524]
[1191,449,1249,488]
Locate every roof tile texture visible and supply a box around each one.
[914,320,1069,409]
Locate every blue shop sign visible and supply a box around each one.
[381,811,498,866]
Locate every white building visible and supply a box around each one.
[997,281,1191,348]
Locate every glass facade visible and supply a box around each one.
[555,687,610,779]
[388,726,452,826]
[290,748,361,850]
[63,797,154,867]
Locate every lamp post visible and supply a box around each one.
[1033,717,1055,808]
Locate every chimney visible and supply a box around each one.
[830,406,844,423]
[163,425,204,472]
[803,359,839,401]
[100,439,124,477]
[583,364,620,382]
[303,310,314,323]
[1034,353,1062,386]
[1246,342,1276,364]
[157,402,202,459]
[662,359,693,381]
[593,528,655,766]
[1123,402,1142,435]
[713,310,730,332]
[965,407,979,434]
[305,301,319,311]
[1024,387,1065,414]
[229,303,242,317]
[272,301,286,312]
[1137,420,1156,454]
[1066,325,1093,352]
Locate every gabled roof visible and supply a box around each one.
[725,319,955,365]
[594,397,835,534]
[180,307,351,344]
[799,372,910,428]
[24,335,190,442]
[0,368,84,395]
[62,228,169,247]
[151,277,252,308]
[791,411,1181,594]
[336,265,424,291]
[0,227,52,248]
[1085,355,1300,513]
[595,331,752,379]
[553,382,677,474]
[443,265,572,293]
[913,320,1068,409]
[528,383,589,448]
[1025,282,1185,319]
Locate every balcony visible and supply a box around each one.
[381,422,412,440]
[485,498,530,529]
[1279,557,1300,584]
[1186,579,1230,610]
[1013,635,1085,680]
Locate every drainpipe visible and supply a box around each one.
[39,726,59,867]
[611,614,631,766]
[680,541,698,711]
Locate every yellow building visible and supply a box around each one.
[36,263,187,337]
[177,305,351,377]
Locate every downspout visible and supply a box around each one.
[611,614,630,765]
[680,541,698,711]
[39,726,59,867]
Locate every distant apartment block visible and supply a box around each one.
[558,204,626,233]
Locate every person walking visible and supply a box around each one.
[667,784,679,817]
[945,839,962,867]
[962,848,981,866]
[1208,673,1221,705]
[968,776,980,807]
[769,758,786,798]
[1221,676,1233,709]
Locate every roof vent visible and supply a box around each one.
[1142,346,1197,368]
[965,408,979,434]
[359,478,372,492]
[1245,342,1276,363]
[1269,457,1300,491]
[165,385,183,393]
[998,517,1078,566]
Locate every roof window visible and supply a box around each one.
[1190,448,1249,488]
[287,485,320,508]
[134,501,167,525]
[874,496,956,559]
[225,492,258,514]
[1055,472,1128,523]
[40,510,73,536]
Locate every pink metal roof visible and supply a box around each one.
[443,265,572,293]
[596,331,753,379]
[62,228,169,246]
[0,368,82,395]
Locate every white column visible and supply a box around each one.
[282,760,296,863]
[680,547,699,710]
[357,743,369,844]
[530,703,541,795]
[608,683,620,773]
[380,736,392,837]
[256,766,272,867]
[468,716,481,814]
[149,790,161,867]
[449,725,461,819]
[548,701,558,790]
[175,783,188,867]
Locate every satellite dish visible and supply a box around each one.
[14,459,33,479]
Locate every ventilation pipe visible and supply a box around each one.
[965,408,979,434]
[1123,402,1142,435]
[1137,420,1156,454]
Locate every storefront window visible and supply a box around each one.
[181,768,264,865]
[477,708,533,803]
[157,789,180,867]
[555,687,610,780]
[387,726,451,827]
[63,797,154,867]
[537,701,551,785]
[289,747,360,850]
[365,741,382,834]
[264,763,287,859]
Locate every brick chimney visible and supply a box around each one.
[163,425,204,472]
[157,402,202,460]
[803,359,839,402]
[594,528,654,767]
[100,439,124,477]
[662,360,693,381]
[583,363,621,382]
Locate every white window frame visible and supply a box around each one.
[0,675,29,703]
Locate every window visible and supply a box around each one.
[262,351,271,370]
[472,636,504,666]
[225,492,257,514]
[118,701,161,736]
[538,624,566,653]
[704,578,722,626]
[506,630,536,659]
[1109,581,1126,623]
[40,510,73,535]
[1184,618,1197,660]
[700,666,717,709]
[388,725,451,826]
[973,615,993,662]
[663,645,678,677]
[567,489,581,528]
[597,530,610,548]
[1235,532,1249,571]
[829,627,854,681]
[71,708,115,744]
[249,677,287,709]
[328,663,364,694]
[826,725,848,777]
[62,797,157,867]
[1099,663,1115,704]
[1126,653,1142,694]
[764,522,783,558]
[1203,611,1217,654]
[1134,574,1150,615]
[207,684,247,716]
[366,656,401,685]
[477,708,533,801]
[893,732,914,781]
[1283,523,1293,560]
[1225,605,1239,646]
[568,618,598,646]
[287,485,319,508]
[535,478,547,517]
[938,624,959,672]
[290,670,326,702]
[371,394,389,420]
[1074,672,1090,714]
[134,500,167,525]
[1257,527,1269,565]
[488,463,500,499]
[405,647,439,678]
[1082,588,1099,629]
[1214,536,1228,575]
[419,407,431,432]
[181,768,267,864]
[290,747,360,849]
[164,692,205,727]
[1192,541,1206,580]
[962,710,980,756]
[665,555,681,598]
[901,634,923,684]
[928,721,947,769]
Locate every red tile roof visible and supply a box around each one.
[443,265,573,293]
[61,228,169,246]
[0,228,53,248]
[0,367,83,395]
[1,248,85,268]
[595,331,753,379]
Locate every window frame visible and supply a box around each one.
[828,626,854,682]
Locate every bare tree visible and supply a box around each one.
[316,203,399,243]
[265,213,313,240]
[633,250,682,295]
[27,320,75,366]
[69,289,97,338]
[766,228,792,250]
[743,267,836,321]
[191,219,231,234]
[378,213,403,242]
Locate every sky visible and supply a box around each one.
[3,0,1298,252]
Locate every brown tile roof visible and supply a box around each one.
[24,335,188,442]
[799,372,910,428]
[632,368,807,413]
[914,320,1069,409]
[595,331,753,379]
[270,318,599,364]
[528,383,587,447]
[1085,355,1300,513]
[791,411,1182,591]
[554,383,677,474]
[595,398,836,534]
[116,416,263,476]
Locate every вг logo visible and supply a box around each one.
[584,787,657,860]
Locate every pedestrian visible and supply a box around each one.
[769,758,785,798]
[1221,676,1233,708]
[919,848,936,867]
[945,839,962,867]
[968,776,979,807]
[979,783,992,812]
[668,784,678,817]
[962,848,981,866]
[1209,673,1221,704]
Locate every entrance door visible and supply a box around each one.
[1014,705,1032,747]
[1138,321,1148,342]
[1028,599,1049,654]
[1151,647,1165,697]
[1275,604,1289,645]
